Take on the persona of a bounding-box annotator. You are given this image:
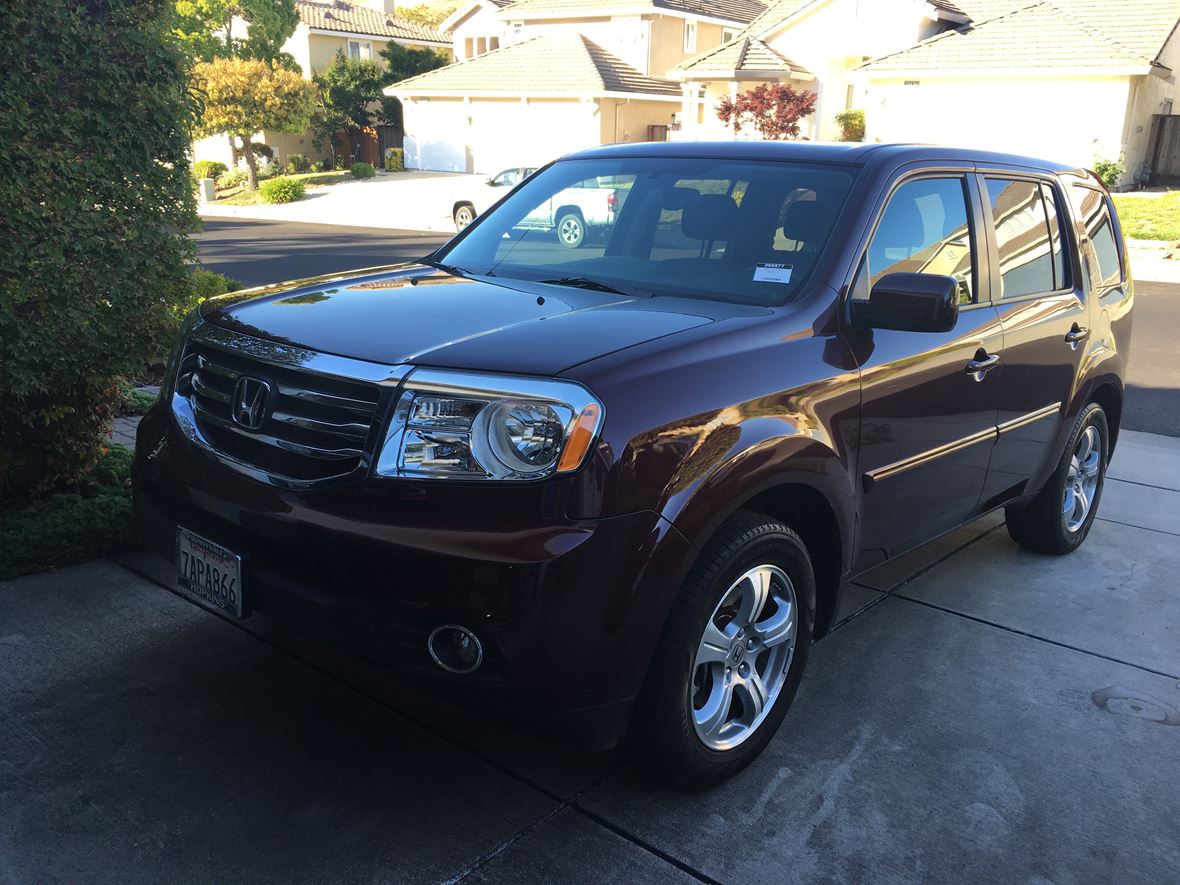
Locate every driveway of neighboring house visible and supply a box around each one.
[199,171,489,234]
[3,429,1179,883]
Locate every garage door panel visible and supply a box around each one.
[405,101,467,172]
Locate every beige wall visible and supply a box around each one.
[598,97,677,144]
[648,16,724,80]
[866,74,1134,173]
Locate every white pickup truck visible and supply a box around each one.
[453,169,619,247]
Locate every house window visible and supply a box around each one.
[489,36,500,51]
[512,22,523,35]
[721,28,737,43]
[684,20,697,52]
[348,40,372,60]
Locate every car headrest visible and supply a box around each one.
[682,193,740,241]
[781,201,830,242]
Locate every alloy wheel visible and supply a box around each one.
[691,564,798,751]
[1063,424,1102,532]
[558,215,583,247]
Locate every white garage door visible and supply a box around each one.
[404,99,468,172]
[468,100,600,174]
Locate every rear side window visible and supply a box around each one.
[863,176,976,304]
[1040,184,1069,289]
[984,178,1058,298]
[1070,185,1123,289]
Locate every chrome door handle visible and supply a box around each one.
[1065,325,1089,345]
[964,352,1000,380]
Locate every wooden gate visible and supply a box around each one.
[1146,114,1180,184]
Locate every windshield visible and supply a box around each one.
[439,157,857,306]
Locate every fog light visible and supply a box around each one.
[427,624,484,674]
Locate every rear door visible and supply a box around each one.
[851,169,1004,567]
[978,173,1091,506]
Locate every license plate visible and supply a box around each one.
[176,527,243,617]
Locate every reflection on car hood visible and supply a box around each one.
[198,263,720,375]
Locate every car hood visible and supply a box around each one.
[199,263,720,375]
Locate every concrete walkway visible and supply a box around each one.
[3,431,1178,883]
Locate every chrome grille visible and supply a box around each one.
[176,338,385,484]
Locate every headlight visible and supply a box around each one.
[375,369,603,480]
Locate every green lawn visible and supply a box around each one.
[217,170,351,206]
[1112,192,1180,242]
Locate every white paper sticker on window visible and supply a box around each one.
[753,263,793,284]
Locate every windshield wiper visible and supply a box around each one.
[538,276,645,297]
[420,257,489,277]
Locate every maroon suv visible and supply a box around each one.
[134,143,1132,785]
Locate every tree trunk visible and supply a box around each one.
[239,136,260,190]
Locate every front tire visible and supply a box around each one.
[454,203,476,231]
[638,511,815,788]
[1005,402,1108,555]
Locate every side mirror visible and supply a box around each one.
[857,272,959,333]
[486,178,498,187]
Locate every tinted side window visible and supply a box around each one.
[1070,185,1123,288]
[985,178,1056,299]
[865,177,976,305]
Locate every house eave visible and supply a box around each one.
[306,26,449,48]
[670,68,816,82]
[858,64,1156,78]
[387,87,681,101]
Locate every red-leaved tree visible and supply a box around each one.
[716,83,817,140]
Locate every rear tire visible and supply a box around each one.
[555,211,585,248]
[1005,402,1108,555]
[638,510,815,788]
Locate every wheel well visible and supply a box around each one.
[1090,382,1122,456]
[742,484,843,638]
[555,204,583,222]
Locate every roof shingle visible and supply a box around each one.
[386,33,683,97]
[500,0,767,26]
[860,1,1179,73]
[295,0,449,45]
[670,34,810,77]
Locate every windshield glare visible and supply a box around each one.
[441,157,856,306]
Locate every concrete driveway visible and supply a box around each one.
[198,171,487,234]
[3,430,1178,883]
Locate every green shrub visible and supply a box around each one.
[384,147,405,172]
[260,176,307,203]
[256,162,277,181]
[193,159,228,180]
[249,141,274,161]
[335,155,349,170]
[834,108,865,142]
[351,161,376,179]
[217,167,249,188]
[0,446,136,580]
[310,160,326,172]
[287,152,311,173]
[118,381,158,416]
[1093,155,1126,189]
[0,0,198,502]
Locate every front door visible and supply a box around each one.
[850,173,1003,569]
[981,177,1122,505]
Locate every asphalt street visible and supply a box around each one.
[194,219,1180,437]
[194,218,449,288]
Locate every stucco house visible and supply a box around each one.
[858,0,1180,188]
[670,0,967,141]
[194,0,449,168]
[386,0,766,171]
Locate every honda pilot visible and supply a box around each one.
[134,142,1132,786]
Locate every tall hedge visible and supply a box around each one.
[0,0,198,502]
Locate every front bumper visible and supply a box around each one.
[132,401,694,746]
